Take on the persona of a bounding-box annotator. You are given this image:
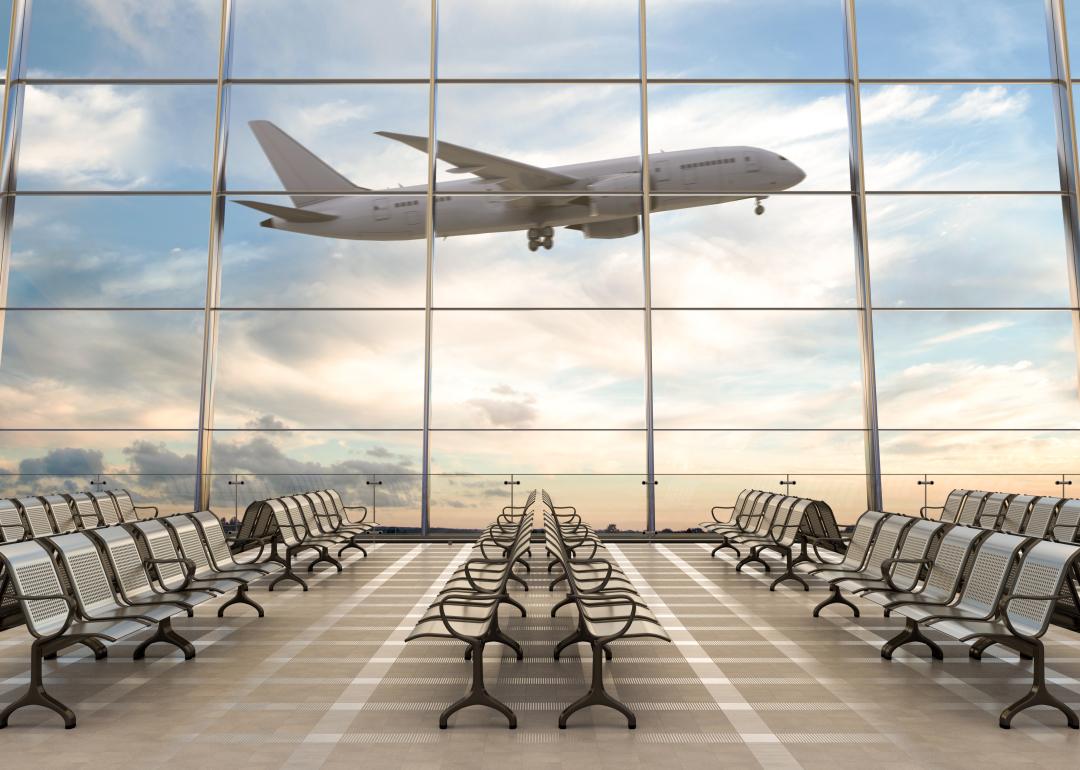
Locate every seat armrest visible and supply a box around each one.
[12,593,77,639]
[342,505,368,523]
[144,557,196,589]
[881,557,934,591]
[998,593,1060,642]
[133,504,160,519]
[710,505,734,524]
[437,593,500,641]
[919,505,944,520]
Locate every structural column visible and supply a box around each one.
[638,0,657,532]
[195,0,236,510]
[841,0,883,511]
[419,0,440,535]
[1046,0,1080,394]
[0,0,31,365]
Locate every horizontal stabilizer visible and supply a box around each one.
[249,120,367,207]
[234,199,338,223]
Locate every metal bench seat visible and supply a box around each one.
[39,494,78,534]
[883,532,1027,661]
[131,519,253,597]
[189,510,283,578]
[920,541,1080,728]
[0,540,191,729]
[15,497,58,538]
[288,495,364,559]
[921,488,970,523]
[999,494,1036,535]
[699,488,759,533]
[261,498,343,591]
[63,492,102,529]
[842,518,947,595]
[0,499,30,542]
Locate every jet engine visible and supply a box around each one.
[573,217,640,239]
[585,173,641,218]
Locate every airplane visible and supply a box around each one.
[237,120,806,252]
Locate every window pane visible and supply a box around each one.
[7,196,209,307]
[18,85,216,190]
[0,311,203,428]
[430,431,645,530]
[436,84,641,193]
[433,196,643,308]
[430,310,645,429]
[874,311,1080,429]
[438,0,639,78]
[213,310,425,429]
[867,195,1071,308]
[220,195,426,308]
[209,430,422,529]
[860,85,1060,191]
[647,85,850,192]
[0,430,198,513]
[227,85,430,193]
[232,0,430,78]
[650,195,857,308]
[652,311,865,428]
[654,430,868,528]
[856,0,1049,78]
[0,0,11,79]
[647,0,845,78]
[883,471,1070,520]
[26,0,220,77]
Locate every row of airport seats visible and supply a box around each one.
[705,488,1080,729]
[0,487,372,729]
[404,494,535,729]
[543,490,671,730]
[0,509,284,729]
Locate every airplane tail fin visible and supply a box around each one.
[248,120,368,207]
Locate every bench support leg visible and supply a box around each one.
[515,556,531,574]
[133,618,196,661]
[735,548,771,574]
[711,540,740,559]
[268,553,308,591]
[337,540,367,559]
[770,551,809,592]
[548,573,567,591]
[881,618,942,661]
[44,637,108,661]
[813,584,859,617]
[1000,640,1078,729]
[559,641,635,729]
[790,539,812,567]
[218,584,264,617]
[0,640,77,729]
[508,572,529,592]
[305,547,342,573]
[440,642,516,730]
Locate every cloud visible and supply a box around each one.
[244,414,288,430]
[467,384,538,427]
[18,447,105,479]
[922,320,1014,347]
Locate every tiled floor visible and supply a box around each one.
[1,541,1079,768]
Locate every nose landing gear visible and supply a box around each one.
[528,226,554,252]
[754,197,766,216]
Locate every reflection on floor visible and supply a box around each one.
[1,543,1078,769]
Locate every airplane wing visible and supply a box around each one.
[375,131,578,191]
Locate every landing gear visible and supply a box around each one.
[754,196,766,216]
[528,226,554,251]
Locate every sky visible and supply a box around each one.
[1,0,1080,529]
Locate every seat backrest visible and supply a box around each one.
[0,499,29,542]
[235,501,262,542]
[938,489,970,523]
[191,511,235,567]
[839,510,887,569]
[1023,497,1062,539]
[325,489,348,517]
[1051,499,1080,543]
[0,540,72,637]
[889,518,947,590]
[289,494,324,533]
[863,514,915,578]
[774,499,811,546]
[163,515,213,570]
[1005,541,1080,639]
[64,492,101,528]
[744,492,775,533]
[49,531,123,617]
[953,532,1027,618]
[88,525,156,600]
[955,490,990,526]
[307,491,338,524]
[41,494,78,533]
[89,490,122,526]
[753,495,788,536]
[266,498,304,546]
[15,496,56,538]
[999,494,1035,534]
[108,490,137,523]
[919,525,986,603]
[975,492,1012,529]
[131,519,187,588]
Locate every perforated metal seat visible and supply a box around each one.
[14,497,57,538]
[923,540,1080,729]
[189,510,282,575]
[109,489,158,521]
[1051,499,1080,543]
[845,518,947,595]
[63,492,101,529]
[88,490,123,526]
[0,500,29,543]
[40,494,78,534]
[975,492,1014,529]
[699,488,757,532]
[0,540,158,729]
[999,494,1035,534]
[1023,496,1063,538]
[130,519,238,595]
[922,489,970,523]
[955,490,991,526]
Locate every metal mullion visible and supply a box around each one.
[842,0,883,511]
[194,0,235,511]
[0,0,28,362]
[638,0,656,533]
[420,0,439,537]
[21,77,217,86]
[1047,0,1080,395]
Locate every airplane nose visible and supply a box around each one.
[789,161,806,185]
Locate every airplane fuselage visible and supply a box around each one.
[257,146,805,241]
